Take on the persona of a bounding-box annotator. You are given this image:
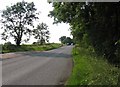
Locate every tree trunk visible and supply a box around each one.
[16,38,21,46]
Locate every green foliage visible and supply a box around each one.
[59,36,67,44]
[33,22,50,45]
[59,36,73,45]
[66,47,119,85]
[1,1,39,46]
[2,43,62,53]
[3,42,16,52]
[49,2,120,65]
[49,2,120,85]
[65,37,73,45]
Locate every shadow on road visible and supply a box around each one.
[2,46,73,61]
[18,51,72,59]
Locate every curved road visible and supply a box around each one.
[2,46,73,85]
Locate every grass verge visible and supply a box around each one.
[66,46,119,85]
[2,43,62,53]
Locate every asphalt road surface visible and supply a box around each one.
[2,46,73,85]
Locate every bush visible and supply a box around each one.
[3,42,16,52]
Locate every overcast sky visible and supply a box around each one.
[0,0,72,44]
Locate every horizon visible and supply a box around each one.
[0,0,72,44]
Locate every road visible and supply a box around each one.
[2,46,73,85]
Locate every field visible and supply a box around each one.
[1,43,62,53]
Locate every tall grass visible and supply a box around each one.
[66,46,119,85]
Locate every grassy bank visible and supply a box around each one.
[66,46,119,85]
[2,43,62,53]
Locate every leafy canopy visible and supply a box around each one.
[1,1,39,46]
[33,23,50,45]
[49,2,120,64]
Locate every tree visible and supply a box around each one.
[59,36,73,45]
[65,37,73,45]
[59,36,66,44]
[33,23,50,45]
[49,2,120,65]
[1,1,38,46]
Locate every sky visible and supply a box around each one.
[0,0,72,44]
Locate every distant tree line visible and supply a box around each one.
[59,36,73,45]
[49,2,120,66]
